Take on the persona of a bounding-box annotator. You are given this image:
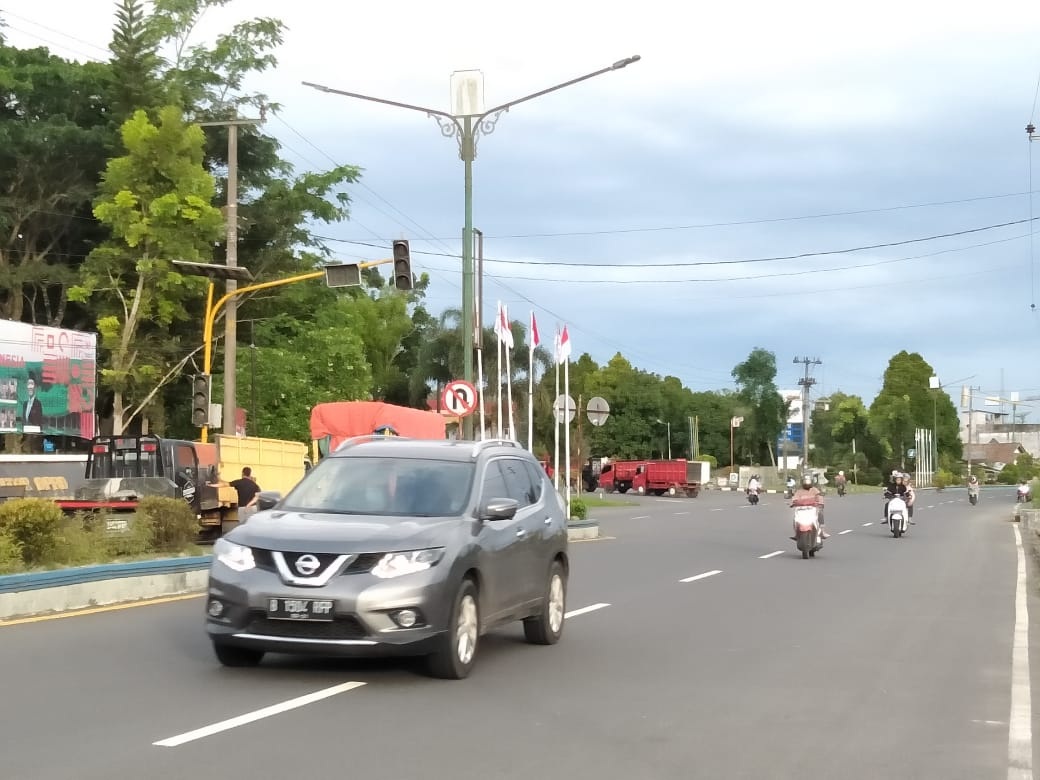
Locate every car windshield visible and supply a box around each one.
[280,456,475,517]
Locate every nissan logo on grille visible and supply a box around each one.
[294,554,321,576]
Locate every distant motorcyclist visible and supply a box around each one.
[904,474,917,524]
[882,471,909,524]
[790,472,829,539]
[747,474,761,494]
[1018,480,1031,503]
[785,474,796,497]
[835,470,847,496]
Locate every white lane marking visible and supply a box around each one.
[758,550,784,559]
[1009,524,1033,779]
[927,505,935,509]
[657,499,685,504]
[154,682,366,747]
[862,522,873,527]
[565,602,610,619]
[839,529,853,535]
[674,511,690,516]
[631,515,650,520]
[711,508,725,512]
[679,569,722,583]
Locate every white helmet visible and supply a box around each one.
[838,470,844,476]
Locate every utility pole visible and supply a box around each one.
[793,356,822,470]
[198,112,265,436]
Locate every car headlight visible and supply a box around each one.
[214,538,255,572]
[371,548,444,579]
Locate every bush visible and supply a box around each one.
[52,514,106,567]
[693,455,718,469]
[933,469,955,489]
[100,513,155,558]
[0,498,63,566]
[569,497,588,521]
[0,531,23,574]
[137,496,198,552]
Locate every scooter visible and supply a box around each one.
[968,485,979,506]
[1017,487,1031,504]
[885,491,909,538]
[747,487,760,506]
[792,504,822,559]
[784,483,795,499]
[836,482,846,498]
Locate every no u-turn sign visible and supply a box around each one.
[441,379,478,417]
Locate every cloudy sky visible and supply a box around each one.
[4,0,1040,416]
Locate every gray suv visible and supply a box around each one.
[205,436,569,679]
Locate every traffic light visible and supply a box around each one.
[192,374,211,427]
[393,239,413,291]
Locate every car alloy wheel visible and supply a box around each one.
[548,573,565,634]
[523,559,566,645]
[456,592,478,665]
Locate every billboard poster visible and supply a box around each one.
[0,320,97,439]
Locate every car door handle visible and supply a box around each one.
[516,528,526,538]
[543,517,552,525]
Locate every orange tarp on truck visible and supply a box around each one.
[310,401,448,453]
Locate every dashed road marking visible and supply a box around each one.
[839,529,853,535]
[565,603,611,619]
[862,522,873,527]
[679,569,722,583]
[758,550,784,559]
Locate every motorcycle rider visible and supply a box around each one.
[835,470,847,495]
[747,473,761,494]
[1018,479,1032,503]
[790,472,829,539]
[785,473,796,497]
[904,474,917,524]
[882,470,909,524]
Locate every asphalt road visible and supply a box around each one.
[0,486,1032,779]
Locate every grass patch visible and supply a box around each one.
[572,496,638,508]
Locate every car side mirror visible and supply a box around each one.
[480,497,519,521]
[256,491,282,511]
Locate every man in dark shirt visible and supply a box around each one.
[230,467,261,522]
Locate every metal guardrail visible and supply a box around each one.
[0,555,213,594]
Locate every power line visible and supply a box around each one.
[325,190,1040,242]
[318,219,1033,271]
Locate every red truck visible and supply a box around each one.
[632,459,701,497]
[597,460,645,493]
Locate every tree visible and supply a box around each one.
[583,355,665,460]
[0,42,113,325]
[108,0,163,123]
[731,348,787,465]
[70,107,224,434]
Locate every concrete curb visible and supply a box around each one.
[568,520,600,541]
[0,556,212,622]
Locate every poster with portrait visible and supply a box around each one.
[0,320,97,439]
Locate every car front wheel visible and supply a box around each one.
[213,642,264,667]
[426,578,480,679]
[523,560,567,645]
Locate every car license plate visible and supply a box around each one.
[267,598,335,621]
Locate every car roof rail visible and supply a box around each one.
[469,438,522,457]
[334,434,414,452]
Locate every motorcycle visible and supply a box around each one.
[836,481,846,498]
[1017,487,1031,504]
[784,483,795,499]
[968,485,979,506]
[792,504,823,559]
[747,487,760,506]
[885,491,909,538]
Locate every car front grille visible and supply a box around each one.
[251,549,381,576]
[244,611,368,641]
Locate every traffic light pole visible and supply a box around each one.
[198,259,392,443]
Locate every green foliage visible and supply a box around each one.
[731,348,787,465]
[998,464,1019,484]
[137,496,198,552]
[0,531,23,574]
[0,499,63,565]
[569,497,588,521]
[109,0,163,121]
[694,455,718,469]
[933,469,956,489]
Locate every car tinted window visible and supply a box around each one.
[523,460,545,502]
[280,456,474,517]
[480,461,509,505]
[499,457,536,507]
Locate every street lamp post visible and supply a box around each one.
[929,373,976,483]
[303,55,641,440]
[656,418,671,459]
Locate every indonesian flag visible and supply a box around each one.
[530,311,540,348]
[555,324,571,365]
[494,301,514,349]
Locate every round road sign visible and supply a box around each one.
[442,379,478,417]
[587,396,610,426]
[553,394,576,424]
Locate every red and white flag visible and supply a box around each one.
[529,311,540,348]
[555,324,571,365]
[494,301,514,350]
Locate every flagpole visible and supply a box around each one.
[495,301,503,438]
[505,335,515,440]
[553,326,560,492]
[527,313,535,452]
[564,351,572,519]
[475,338,486,440]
